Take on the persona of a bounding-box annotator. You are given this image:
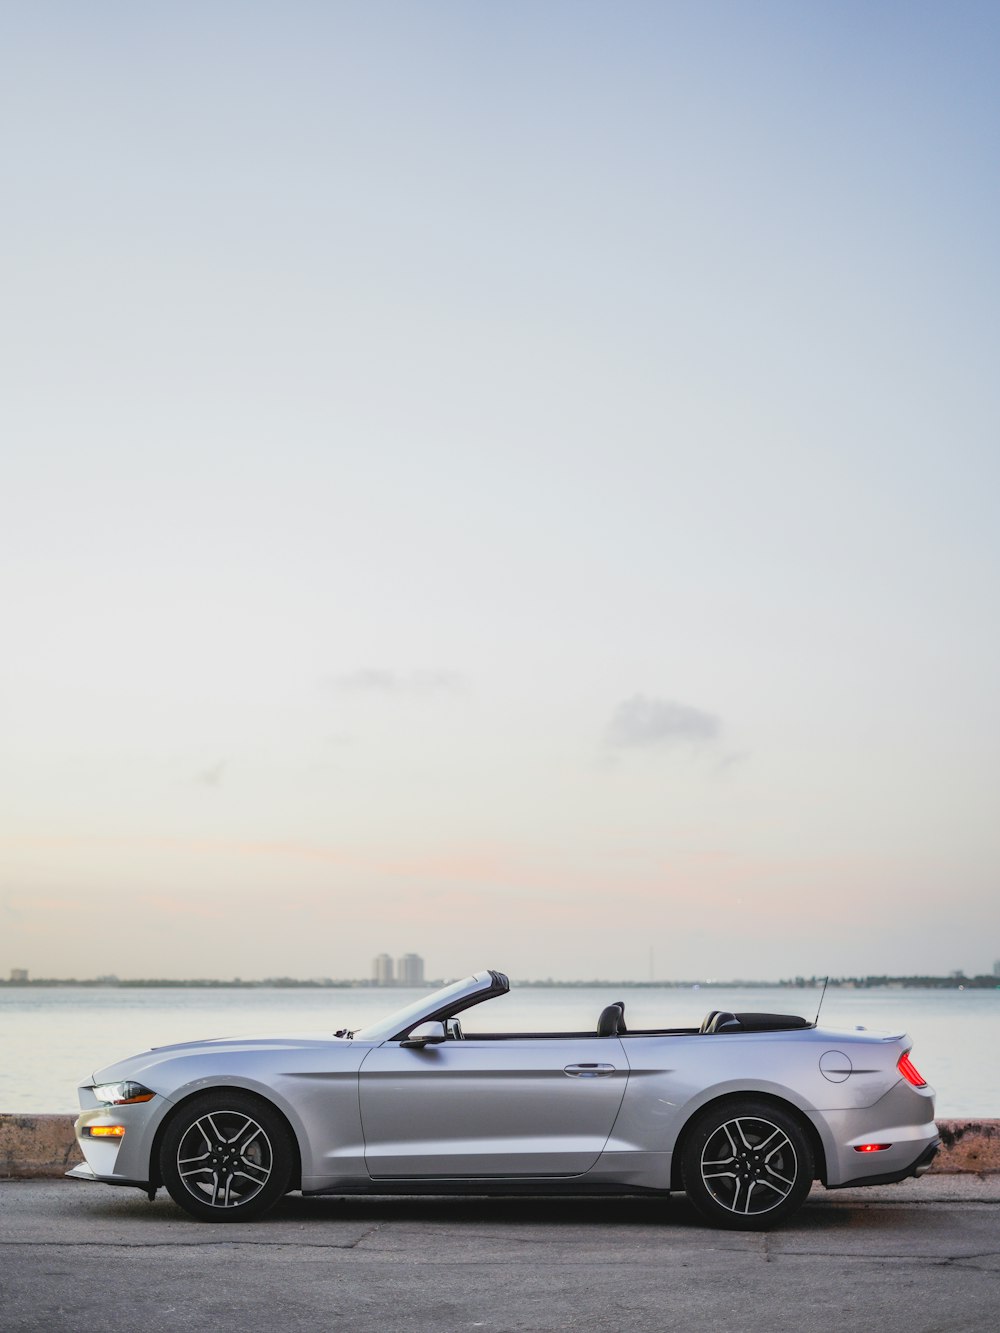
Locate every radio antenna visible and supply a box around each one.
[813,976,829,1028]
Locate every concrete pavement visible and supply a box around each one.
[1,1176,998,1332]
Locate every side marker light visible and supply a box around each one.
[87,1125,126,1138]
[854,1143,891,1153]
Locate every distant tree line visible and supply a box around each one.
[0,976,400,989]
[2,973,997,989]
[819,974,998,989]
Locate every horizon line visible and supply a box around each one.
[2,972,997,989]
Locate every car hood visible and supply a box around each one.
[88,1030,357,1085]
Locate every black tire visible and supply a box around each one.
[680,1098,814,1230]
[159,1091,294,1223]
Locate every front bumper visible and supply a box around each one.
[66,1160,152,1189]
[71,1091,173,1188]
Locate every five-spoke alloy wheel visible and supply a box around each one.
[159,1091,293,1222]
[680,1098,814,1230]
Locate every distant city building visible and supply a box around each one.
[994,960,1000,979]
[397,953,425,985]
[372,953,394,985]
[9,968,28,983]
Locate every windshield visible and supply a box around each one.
[354,975,484,1041]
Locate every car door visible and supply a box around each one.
[358,1036,629,1178]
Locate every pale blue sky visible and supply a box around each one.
[2,2,999,980]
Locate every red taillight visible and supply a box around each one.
[854,1143,891,1153]
[898,1052,927,1087]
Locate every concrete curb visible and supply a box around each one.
[934,1118,1000,1172]
[1,1115,83,1179]
[3,1113,999,1180]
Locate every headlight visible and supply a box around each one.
[90,1081,156,1105]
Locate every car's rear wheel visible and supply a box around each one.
[159,1091,293,1222]
[680,1098,813,1230]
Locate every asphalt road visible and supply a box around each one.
[1,1177,998,1332]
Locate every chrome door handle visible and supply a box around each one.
[563,1063,615,1078]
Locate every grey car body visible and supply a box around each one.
[69,969,939,1229]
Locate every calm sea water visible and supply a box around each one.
[1,984,996,1117]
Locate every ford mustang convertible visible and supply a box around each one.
[68,969,939,1229]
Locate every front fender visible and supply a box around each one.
[94,1042,371,1187]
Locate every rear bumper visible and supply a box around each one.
[828,1136,940,1191]
[811,1077,938,1188]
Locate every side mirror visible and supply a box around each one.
[401,1020,446,1049]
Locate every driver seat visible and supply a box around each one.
[597,1001,627,1036]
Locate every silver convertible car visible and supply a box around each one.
[68,969,939,1230]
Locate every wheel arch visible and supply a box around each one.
[150,1085,303,1193]
[669,1090,828,1192]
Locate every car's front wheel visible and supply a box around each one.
[680,1098,814,1230]
[159,1091,293,1222]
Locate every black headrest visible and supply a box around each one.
[703,1010,740,1034]
[597,1002,626,1036]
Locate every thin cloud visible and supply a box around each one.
[329,669,466,697]
[196,760,226,787]
[605,695,720,750]
[714,749,750,777]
